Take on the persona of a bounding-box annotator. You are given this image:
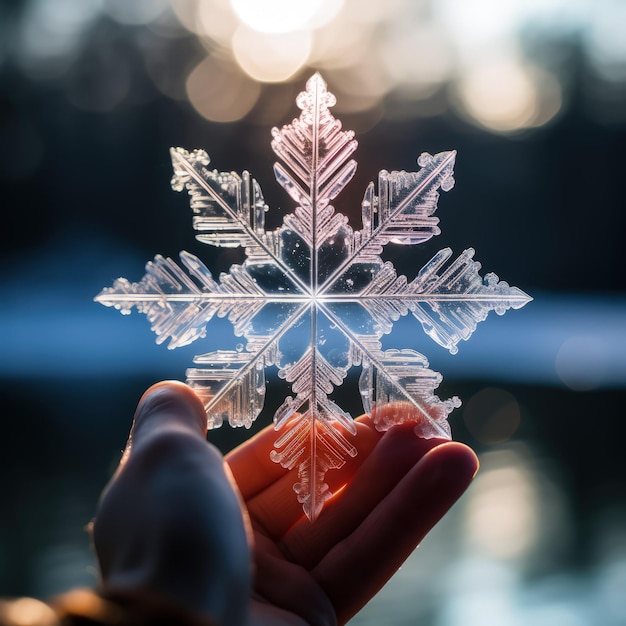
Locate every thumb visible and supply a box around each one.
[121,380,208,461]
[93,382,252,625]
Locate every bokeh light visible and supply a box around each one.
[231,0,325,34]
[2,0,623,131]
[232,25,312,83]
[463,387,521,444]
[454,59,561,133]
[170,0,577,130]
[464,448,540,561]
[195,0,240,47]
[479,62,529,130]
[186,55,261,122]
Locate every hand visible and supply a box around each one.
[93,381,478,625]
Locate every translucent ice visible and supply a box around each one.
[96,74,531,521]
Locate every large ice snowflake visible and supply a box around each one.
[97,74,531,520]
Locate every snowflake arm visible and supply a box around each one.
[320,303,457,440]
[170,147,308,294]
[271,74,357,227]
[404,247,532,353]
[320,151,456,294]
[187,349,267,429]
[271,347,357,521]
[354,247,532,355]
[271,73,358,289]
[95,252,230,349]
[170,148,268,249]
[359,349,460,439]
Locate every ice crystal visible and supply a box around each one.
[96,74,531,521]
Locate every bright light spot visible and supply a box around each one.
[196,0,240,46]
[232,25,311,83]
[164,0,600,134]
[556,335,609,391]
[303,0,344,30]
[465,450,539,560]
[463,387,521,445]
[186,56,261,122]
[231,0,325,33]
[455,59,561,133]
[103,0,169,25]
[456,59,535,131]
[1,597,57,626]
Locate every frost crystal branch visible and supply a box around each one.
[96,74,531,521]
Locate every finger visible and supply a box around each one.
[252,533,336,626]
[277,404,456,564]
[245,420,380,539]
[103,381,208,488]
[226,413,380,512]
[312,442,478,624]
[278,423,447,567]
[225,422,291,500]
[130,380,207,440]
[94,382,252,625]
[237,407,436,540]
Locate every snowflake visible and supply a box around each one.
[96,74,531,521]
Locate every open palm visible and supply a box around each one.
[94,382,477,626]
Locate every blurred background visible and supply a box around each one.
[1,0,625,624]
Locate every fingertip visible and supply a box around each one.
[352,413,479,486]
[429,440,479,471]
[419,441,480,492]
[133,381,208,440]
[138,380,202,409]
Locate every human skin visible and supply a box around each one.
[93,381,478,625]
